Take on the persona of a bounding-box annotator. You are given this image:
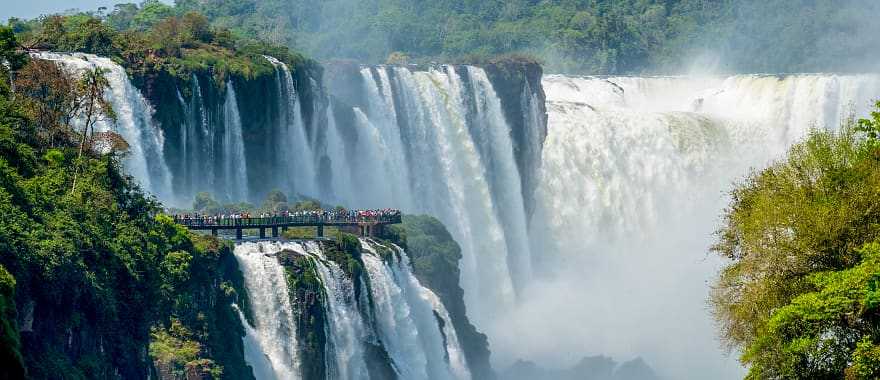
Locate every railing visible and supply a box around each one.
[174,214,402,229]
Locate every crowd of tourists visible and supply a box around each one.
[171,208,402,226]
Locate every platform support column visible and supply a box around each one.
[259,228,266,239]
[211,228,218,237]
[317,225,324,238]
[236,228,243,240]
[272,226,279,238]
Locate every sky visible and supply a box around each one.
[1,0,173,21]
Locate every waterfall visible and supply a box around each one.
[223,81,249,201]
[30,52,174,200]
[361,239,471,380]
[234,240,471,380]
[326,65,532,329]
[497,73,880,379]
[325,102,355,204]
[234,304,279,380]
[175,75,215,200]
[297,241,370,380]
[234,242,301,379]
[265,56,318,198]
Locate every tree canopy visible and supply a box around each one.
[175,0,880,74]
[712,104,880,379]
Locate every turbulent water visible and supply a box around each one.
[505,73,880,379]
[30,52,174,200]
[233,240,471,380]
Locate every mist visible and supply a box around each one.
[485,73,880,379]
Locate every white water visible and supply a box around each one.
[234,304,279,380]
[488,73,880,379]
[30,52,174,200]
[177,74,214,202]
[234,242,301,379]
[234,240,470,380]
[295,241,370,380]
[265,56,318,198]
[223,81,249,201]
[361,239,471,380]
[327,66,536,329]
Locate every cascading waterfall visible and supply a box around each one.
[325,102,355,204]
[30,52,174,200]
[222,80,249,201]
[326,65,535,329]
[361,240,471,380]
[496,73,880,379]
[233,239,470,380]
[265,56,318,198]
[297,242,370,380]
[234,242,301,379]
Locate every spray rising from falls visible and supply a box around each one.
[233,240,471,380]
[494,73,880,379]
[30,52,173,200]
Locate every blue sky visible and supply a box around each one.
[2,0,173,21]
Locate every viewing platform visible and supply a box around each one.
[173,211,402,240]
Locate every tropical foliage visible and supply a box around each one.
[7,1,310,85]
[0,28,252,379]
[712,104,880,379]
[175,0,880,74]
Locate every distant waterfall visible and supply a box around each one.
[233,240,471,380]
[503,73,880,379]
[265,56,318,198]
[223,80,249,201]
[30,52,174,200]
[325,66,537,328]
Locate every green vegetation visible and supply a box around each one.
[712,103,880,379]
[176,0,879,74]
[0,28,252,379]
[7,2,312,86]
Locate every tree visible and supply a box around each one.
[712,108,880,378]
[14,60,80,147]
[193,192,221,214]
[71,67,116,191]
[261,189,289,212]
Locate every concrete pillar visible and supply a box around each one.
[236,228,243,240]
[259,228,266,239]
[211,228,218,237]
[317,225,324,238]
[272,226,279,238]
